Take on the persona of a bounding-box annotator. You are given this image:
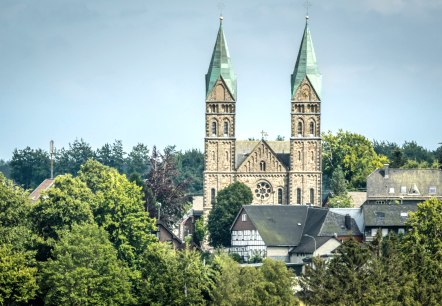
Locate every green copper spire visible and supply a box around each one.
[291,20,322,99]
[206,17,237,100]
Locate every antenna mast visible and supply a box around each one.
[50,140,54,179]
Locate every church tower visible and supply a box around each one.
[203,17,237,210]
[289,18,322,205]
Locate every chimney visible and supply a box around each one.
[384,164,389,179]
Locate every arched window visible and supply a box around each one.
[278,188,283,204]
[211,188,216,205]
[297,122,303,136]
[211,121,217,136]
[260,161,266,171]
[224,121,229,136]
[298,151,301,161]
[310,188,314,204]
[296,188,301,204]
[309,122,315,136]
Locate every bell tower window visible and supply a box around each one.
[309,122,315,136]
[297,122,303,137]
[211,188,216,205]
[278,188,283,204]
[310,188,314,204]
[211,122,217,136]
[224,121,229,136]
[260,161,266,171]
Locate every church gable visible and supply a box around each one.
[293,76,320,102]
[207,77,235,102]
[237,141,288,173]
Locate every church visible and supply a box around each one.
[203,16,322,211]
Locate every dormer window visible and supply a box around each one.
[429,186,437,194]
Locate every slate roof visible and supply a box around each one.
[367,168,442,199]
[233,205,360,253]
[363,203,418,227]
[29,179,54,203]
[235,140,290,169]
[348,192,367,208]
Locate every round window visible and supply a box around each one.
[255,182,272,199]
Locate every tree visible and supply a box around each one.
[0,244,38,305]
[435,145,442,169]
[327,194,352,208]
[208,182,253,247]
[175,149,204,195]
[322,130,388,189]
[96,140,125,173]
[125,143,150,177]
[0,159,11,178]
[329,166,347,196]
[10,147,50,189]
[193,216,207,247]
[78,160,157,265]
[401,198,442,304]
[402,141,434,164]
[391,148,405,168]
[373,140,400,161]
[55,138,95,176]
[31,175,95,240]
[138,243,212,306]
[40,223,134,305]
[145,146,191,228]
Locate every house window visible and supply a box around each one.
[211,122,217,136]
[389,187,395,194]
[382,228,388,237]
[278,188,283,204]
[224,121,229,136]
[310,188,314,204]
[429,186,437,194]
[400,186,407,194]
[241,214,247,222]
[297,122,303,137]
[371,228,378,237]
[296,188,301,204]
[260,161,266,171]
[211,188,216,205]
[398,228,405,235]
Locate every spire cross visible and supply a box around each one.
[304,0,312,19]
[261,130,268,140]
[217,1,225,17]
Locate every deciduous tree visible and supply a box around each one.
[207,182,253,247]
[10,147,50,189]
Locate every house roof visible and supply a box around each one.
[29,179,54,203]
[367,167,442,199]
[233,205,360,252]
[348,192,367,208]
[235,140,290,169]
[363,203,418,227]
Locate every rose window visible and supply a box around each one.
[255,182,272,199]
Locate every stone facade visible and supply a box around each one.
[203,20,322,212]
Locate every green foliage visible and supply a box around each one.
[55,138,95,176]
[125,143,150,177]
[327,194,352,208]
[146,146,191,228]
[208,182,253,247]
[139,243,212,306]
[0,244,38,305]
[10,147,50,189]
[0,159,11,178]
[78,160,157,265]
[193,216,207,246]
[211,255,298,306]
[31,175,95,240]
[322,130,388,189]
[96,140,125,173]
[329,166,347,195]
[40,223,134,306]
[175,149,204,195]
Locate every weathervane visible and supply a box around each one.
[304,0,312,20]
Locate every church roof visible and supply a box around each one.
[291,21,322,98]
[235,140,290,169]
[206,18,236,100]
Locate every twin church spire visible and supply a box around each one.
[206,17,321,100]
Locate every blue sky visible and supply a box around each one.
[1,0,441,160]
